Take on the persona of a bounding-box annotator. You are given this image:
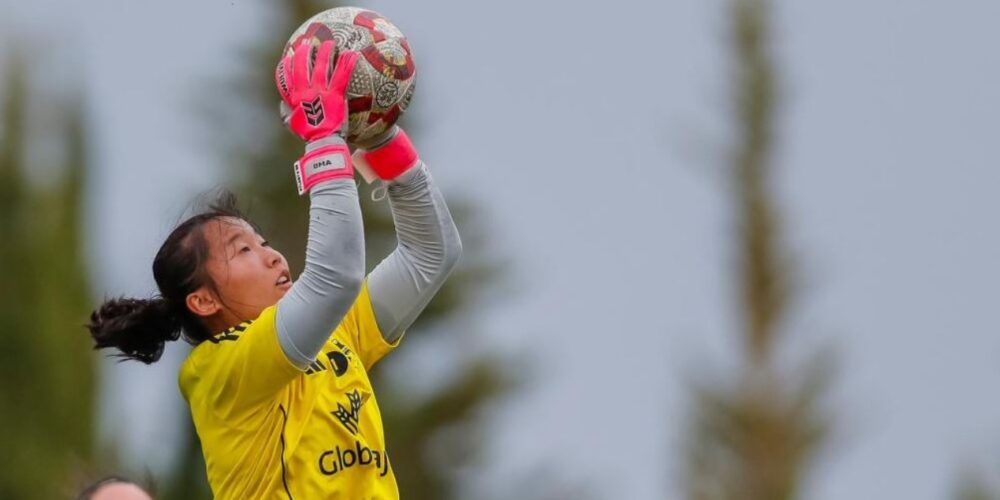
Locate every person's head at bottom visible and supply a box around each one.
[76,476,152,500]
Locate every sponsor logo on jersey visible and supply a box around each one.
[318,440,391,477]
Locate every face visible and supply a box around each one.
[90,482,153,500]
[186,217,292,330]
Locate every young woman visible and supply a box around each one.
[87,41,461,499]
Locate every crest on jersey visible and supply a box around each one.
[332,389,365,434]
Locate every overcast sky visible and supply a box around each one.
[2,0,999,499]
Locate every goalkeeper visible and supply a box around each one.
[86,41,461,499]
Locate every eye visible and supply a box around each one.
[240,246,251,254]
[261,240,270,247]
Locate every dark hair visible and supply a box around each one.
[75,474,152,500]
[87,191,249,364]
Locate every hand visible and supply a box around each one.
[276,40,359,143]
[275,41,360,194]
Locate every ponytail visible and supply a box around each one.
[87,297,182,364]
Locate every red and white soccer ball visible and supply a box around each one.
[283,7,416,144]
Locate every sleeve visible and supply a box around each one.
[340,280,401,370]
[274,178,366,369]
[188,306,303,416]
[366,162,463,343]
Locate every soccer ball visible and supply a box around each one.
[283,7,416,145]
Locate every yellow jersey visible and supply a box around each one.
[179,282,400,499]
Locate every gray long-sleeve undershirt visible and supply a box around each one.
[367,162,463,342]
[274,179,365,369]
[273,162,461,369]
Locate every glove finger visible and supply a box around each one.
[275,56,292,105]
[291,40,312,91]
[312,40,336,89]
[329,50,360,96]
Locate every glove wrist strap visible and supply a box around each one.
[358,129,419,182]
[294,142,354,195]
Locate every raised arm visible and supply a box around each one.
[355,128,463,342]
[275,176,365,368]
[271,41,367,368]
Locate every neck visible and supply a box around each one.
[204,309,242,335]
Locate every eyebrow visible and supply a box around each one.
[225,231,246,247]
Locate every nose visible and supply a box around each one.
[264,245,282,268]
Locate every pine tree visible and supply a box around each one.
[0,51,96,499]
[680,1,833,499]
[163,1,510,497]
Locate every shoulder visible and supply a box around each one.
[178,307,280,397]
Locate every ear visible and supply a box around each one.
[186,286,221,318]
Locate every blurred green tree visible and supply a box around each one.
[163,1,512,498]
[0,53,95,499]
[679,1,834,499]
[954,468,1000,500]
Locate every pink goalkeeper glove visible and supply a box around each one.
[275,40,360,194]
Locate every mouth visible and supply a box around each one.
[276,270,292,288]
